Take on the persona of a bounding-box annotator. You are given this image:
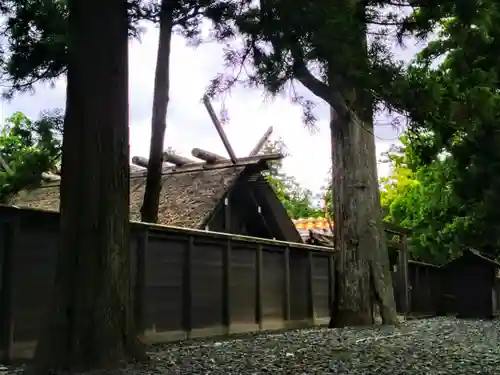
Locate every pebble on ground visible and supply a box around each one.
[2,317,500,374]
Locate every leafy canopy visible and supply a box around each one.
[0,110,63,203]
[380,136,466,264]
[380,0,500,258]
[0,0,234,97]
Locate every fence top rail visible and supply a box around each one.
[408,259,440,268]
[0,204,335,253]
[140,222,334,252]
[383,222,411,236]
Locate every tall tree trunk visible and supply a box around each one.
[140,0,174,223]
[328,108,372,326]
[358,97,398,326]
[328,107,398,327]
[31,0,145,373]
[296,71,399,327]
[326,1,398,328]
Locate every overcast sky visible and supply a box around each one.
[0,24,420,195]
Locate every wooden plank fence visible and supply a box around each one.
[0,206,336,361]
[385,224,441,318]
[0,206,439,361]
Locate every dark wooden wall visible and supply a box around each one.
[407,261,440,315]
[494,279,500,315]
[206,183,292,241]
[206,188,269,238]
[1,205,457,361]
[439,252,497,318]
[392,261,441,316]
[0,206,335,359]
[205,177,302,243]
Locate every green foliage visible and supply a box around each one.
[377,1,500,259]
[379,137,465,264]
[0,0,233,97]
[0,111,63,203]
[204,0,431,124]
[379,144,417,214]
[0,0,68,96]
[261,139,323,219]
[0,0,156,96]
[6,0,500,263]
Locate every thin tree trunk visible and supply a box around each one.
[141,0,174,223]
[31,0,145,373]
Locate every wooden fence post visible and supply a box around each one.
[0,215,18,363]
[328,254,335,316]
[255,244,263,329]
[414,265,420,313]
[134,227,147,334]
[398,237,410,318]
[182,236,193,337]
[222,239,231,333]
[283,247,291,321]
[307,252,315,323]
[425,266,431,313]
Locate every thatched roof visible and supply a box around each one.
[13,165,248,228]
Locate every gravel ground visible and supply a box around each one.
[2,317,500,374]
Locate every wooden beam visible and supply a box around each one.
[190,125,276,168]
[408,259,440,268]
[162,151,195,166]
[222,239,231,331]
[193,126,274,165]
[132,156,172,170]
[133,153,194,168]
[328,254,335,316]
[191,148,226,163]
[131,153,284,177]
[131,155,150,168]
[255,244,263,329]
[283,247,291,321]
[249,126,273,156]
[0,217,17,362]
[383,222,411,236]
[202,95,238,164]
[41,172,61,181]
[398,238,410,318]
[134,228,147,333]
[387,240,405,251]
[182,236,194,336]
[223,194,231,232]
[306,252,315,322]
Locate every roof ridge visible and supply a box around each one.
[130,153,281,178]
[13,162,256,230]
[466,248,500,267]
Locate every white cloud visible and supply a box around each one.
[1,25,419,194]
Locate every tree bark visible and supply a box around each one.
[31,0,145,373]
[140,0,174,223]
[328,109,372,326]
[327,107,398,327]
[292,2,399,328]
[359,102,398,326]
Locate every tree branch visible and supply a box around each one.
[290,53,350,120]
